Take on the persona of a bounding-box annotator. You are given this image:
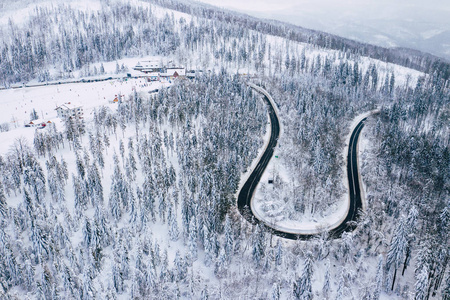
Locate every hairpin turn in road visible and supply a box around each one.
[237,84,369,240]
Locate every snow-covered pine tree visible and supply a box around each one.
[73,174,88,219]
[83,217,92,248]
[81,266,95,299]
[414,266,428,300]
[188,218,198,262]
[322,260,331,299]
[173,250,187,282]
[201,285,209,300]
[109,154,130,221]
[275,239,283,267]
[88,162,103,206]
[386,216,408,290]
[129,191,138,225]
[159,249,169,282]
[293,251,313,300]
[112,259,124,294]
[0,181,7,219]
[30,219,49,264]
[168,204,179,241]
[402,206,419,276]
[252,224,266,268]
[125,144,137,182]
[224,214,233,263]
[335,274,345,300]
[373,255,384,300]
[271,281,281,300]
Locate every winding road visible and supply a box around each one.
[237,84,369,240]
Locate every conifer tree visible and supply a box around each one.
[252,225,266,267]
[322,261,331,299]
[335,274,345,300]
[414,266,428,300]
[386,217,408,290]
[188,218,198,262]
[0,181,7,219]
[83,217,92,248]
[224,215,233,263]
[293,251,314,300]
[373,255,384,300]
[275,239,283,267]
[271,281,281,300]
[214,248,228,278]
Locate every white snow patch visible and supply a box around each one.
[0,78,169,155]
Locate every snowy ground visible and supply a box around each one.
[0,76,169,155]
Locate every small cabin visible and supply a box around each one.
[160,67,186,78]
[25,119,51,128]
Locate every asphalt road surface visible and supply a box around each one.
[237,84,367,240]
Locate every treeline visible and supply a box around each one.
[0,0,270,86]
[147,0,450,79]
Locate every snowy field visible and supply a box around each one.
[0,76,168,155]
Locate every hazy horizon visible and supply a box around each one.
[194,0,450,60]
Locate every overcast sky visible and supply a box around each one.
[194,0,450,59]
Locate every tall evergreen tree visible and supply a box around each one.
[293,252,314,300]
[414,266,428,300]
[322,261,331,299]
[252,225,266,267]
[373,255,384,300]
[223,215,233,263]
[0,181,7,219]
[271,281,281,300]
[386,216,408,290]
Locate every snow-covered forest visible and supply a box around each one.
[0,0,449,299]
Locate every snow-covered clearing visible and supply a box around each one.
[0,77,167,155]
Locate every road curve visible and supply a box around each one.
[237,84,368,240]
